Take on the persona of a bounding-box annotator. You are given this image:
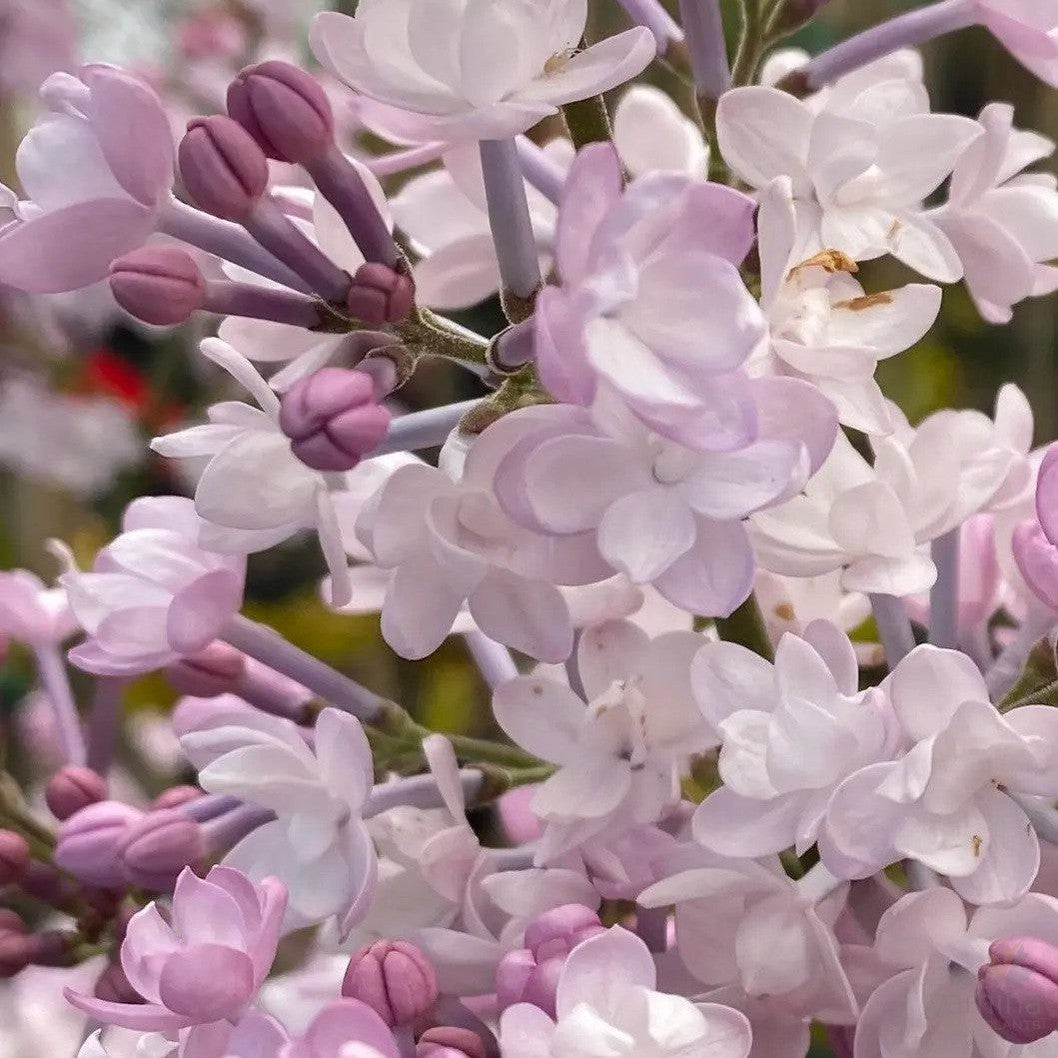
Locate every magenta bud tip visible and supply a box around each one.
[342,939,438,1028]
[0,831,29,886]
[347,263,415,326]
[109,246,205,326]
[46,765,108,822]
[280,368,391,472]
[227,60,335,165]
[179,114,269,222]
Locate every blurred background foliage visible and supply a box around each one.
[0,0,1053,761]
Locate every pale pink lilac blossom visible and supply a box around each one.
[150,339,354,607]
[60,496,245,678]
[179,704,377,934]
[492,620,713,862]
[822,645,1058,904]
[309,0,657,140]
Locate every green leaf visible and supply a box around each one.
[998,636,1058,713]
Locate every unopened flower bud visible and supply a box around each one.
[0,930,33,977]
[346,263,415,326]
[497,905,604,1016]
[279,368,391,472]
[55,801,142,888]
[0,831,29,886]
[46,766,108,822]
[227,60,335,165]
[166,642,246,698]
[109,247,206,325]
[417,1027,487,1058]
[151,786,204,811]
[978,938,1058,1044]
[343,940,438,1028]
[119,809,205,891]
[179,115,269,222]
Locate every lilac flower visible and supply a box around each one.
[716,73,981,281]
[309,0,656,140]
[857,888,1058,1058]
[822,645,1058,904]
[691,623,900,858]
[492,620,713,861]
[494,389,835,618]
[534,142,767,449]
[755,177,942,435]
[180,704,377,933]
[65,866,285,1039]
[500,927,752,1058]
[151,339,354,607]
[60,496,245,677]
[0,65,174,293]
[933,102,1058,324]
[355,408,610,661]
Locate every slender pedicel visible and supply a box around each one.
[785,0,975,93]
[869,593,916,668]
[479,139,541,302]
[368,400,484,458]
[677,0,731,104]
[930,530,961,650]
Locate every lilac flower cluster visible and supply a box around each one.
[5,1,1058,1058]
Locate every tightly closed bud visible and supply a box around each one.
[227,61,335,165]
[46,766,108,822]
[151,786,204,811]
[0,831,29,886]
[343,940,438,1028]
[346,263,415,326]
[978,938,1058,1044]
[119,809,205,891]
[279,368,391,472]
[417,1027,487,1058]
[179,115,269,222]
[496,905,604,1016]
[55,801,142,888]
[166,642,246,698]
[109,247,206,325]
[0,930,33,978]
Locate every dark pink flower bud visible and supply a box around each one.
[151,786,204,811]
[0,831,29,886]
[179,115,269,222]
[279,368,391,472]
[46,765,108,821]
[109,247,206,325]
[119,809,206,891]
[0,910,25,936]
[978,938,1058,1044]
[165,642,246,698]
[417,1027,487,1058]
[346,263,415,326]
[497,905,604,1016]
[342,940,438,1028]
[55,801,142,888]
[0,931,33,977]
[227,60,335,165]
